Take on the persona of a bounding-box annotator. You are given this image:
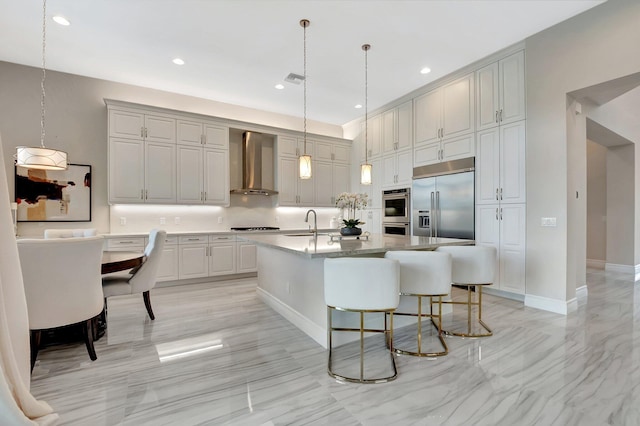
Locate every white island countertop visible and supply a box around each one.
[241,232,474,259]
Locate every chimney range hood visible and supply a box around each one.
[230,131,278,196]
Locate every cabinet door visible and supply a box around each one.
[499,51,526,125]
[109,138,145,203]
[314,161,334,206]
[157,245,179,282]
[396,149,413,187]
[475,128,500,205]
[277,157,298,206]
[145,141,176,203]
[177,120,203,145]
[500,121,526,204]
[414,140,441,167]
[177,145,204,204]
[381,154,397,188]
[414,89,441,145]
[203,148,229,205]
[209,243,236,276]
[396,101,413,151]
[365,115,381,158]
[237,241,258,273]
[475,205,501,289]
[298,173,315,206]
[204,123,228,148]
[278,135,299,158]
[476,62,500,131]
[333,143,350,164]
[332,163,350,201]
[314,140,333,162]
[499,204,526,294]
[441,134,474,162]
[381,109,396,154]
[442,73,474,138]
[109,110,144,139]
[144,115,175,143]
[179,244,208,279]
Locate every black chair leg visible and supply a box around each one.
[143,290,155,320]
[30,330,41,372]
[82,319,97,361]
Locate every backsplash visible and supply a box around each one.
[109,195,344,234]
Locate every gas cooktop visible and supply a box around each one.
[230,226,280,231]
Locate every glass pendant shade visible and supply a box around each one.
[299,154,312,179]
[16,146,68,170]
[360,163,372,185]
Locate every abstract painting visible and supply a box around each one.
[15,163,91,222]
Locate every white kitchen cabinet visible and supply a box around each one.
[414,73,474,146]
[156,235,179,282]
[381,148,412,189]
[208,235,236,276]
[178,235,209,279]
[236,241,258,273]
[277,156,314,207]
[105,236,146,252]
[476,50,526,131]
[109,138,176,204]
[414,134,475,168]
[476,203,525,295]
[476,120,525,205]
[382,101,413,154]
[177,145,229,206]
[314,161,349,206]
[315,140,351,164]
[177,119,229,148]
[109,109,176,143]
[364,114,382,159]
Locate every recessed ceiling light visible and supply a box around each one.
[52,15,70,26]
[420,67,431,75]
[355,104,362,109]
[275,84,284,90]
[172,58,185,65]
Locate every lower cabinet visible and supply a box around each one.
[156,236,179,282]
[209,235,236,276]
[176,234,257,280]
[475,203,526,295]
[236,241,258,273]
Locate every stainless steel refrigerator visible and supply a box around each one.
[412,157,475,239]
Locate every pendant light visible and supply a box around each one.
[16,0,68,171]
[360,44,372,185]
[298,19,312,179]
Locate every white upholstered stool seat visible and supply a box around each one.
[385,251,452,357]
[435,245,497,337]
[324,257,400,383]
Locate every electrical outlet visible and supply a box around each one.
[160,217,166,225]
[541,217,557,227]
[217,217,223,224]
[174,217,181,225]
[120,217,126,226]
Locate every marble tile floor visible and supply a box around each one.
[30,269,640,425]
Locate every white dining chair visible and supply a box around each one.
[102,229,166,320]
[17,236,105,370]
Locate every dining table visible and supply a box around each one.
[101,251,145,274]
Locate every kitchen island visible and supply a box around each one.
[241,232,473,347]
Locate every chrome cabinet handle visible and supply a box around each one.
[500,207,503,220]
[500,109,503,122]
[496,188,499,200]
[141,127,144,137]
[496,208,499,220]
[141,189,144,200]
[117,241,135,244]
[496,111,499,123]
[500,188,503,200]
[204,192,207,200]
[430,191,435,238]
[435,191,440,238]
[145,189,148,199]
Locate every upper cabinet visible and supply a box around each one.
[177,119,229,148]
[381,101,413,189]
[109,109,175,143]
[476,50,526,131]
[414,73,475,146]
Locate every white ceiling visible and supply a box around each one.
[0,0,605,126]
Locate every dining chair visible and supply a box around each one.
[102,229,166,320]
[17,236,105,371]
[44,228,97,238]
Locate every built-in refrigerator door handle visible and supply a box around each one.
[430,191,435,238]
[435,191,440,238]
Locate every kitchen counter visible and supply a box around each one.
[240,233,473,259]
[250,232,474,348]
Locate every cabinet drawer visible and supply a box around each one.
[106,237,145,251]
[209,235,236,243]
[179,235,208,244]
[163,235,178,245]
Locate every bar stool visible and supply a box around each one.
[385,250,452,357]
[435,245,497,337]
[324,257,400,384]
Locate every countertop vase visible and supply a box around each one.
[340,227,362,236]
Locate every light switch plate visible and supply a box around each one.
[120,217,126,226]
[541,217,557,227]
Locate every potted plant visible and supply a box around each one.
[335,192,368,236]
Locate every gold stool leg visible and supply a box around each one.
[443,284,493,338]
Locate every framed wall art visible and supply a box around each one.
[15,163,92,222]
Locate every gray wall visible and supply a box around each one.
[586,140,606,265]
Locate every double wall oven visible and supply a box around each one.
[382,188,410,236]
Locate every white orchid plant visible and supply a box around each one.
[335,192,368,228]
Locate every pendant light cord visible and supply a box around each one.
[302,19,308,155]
[40,0,47,149]
[363,44,370,165]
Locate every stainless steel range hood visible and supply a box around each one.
[230,131,278,195]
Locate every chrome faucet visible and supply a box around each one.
[305,209,317,236]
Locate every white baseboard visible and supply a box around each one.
[576,285,588,298]
[605,263,640,281]
[256,287,327,348]
[524,294,577,315]
[482,286,525,302]
[586,259,605,269]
